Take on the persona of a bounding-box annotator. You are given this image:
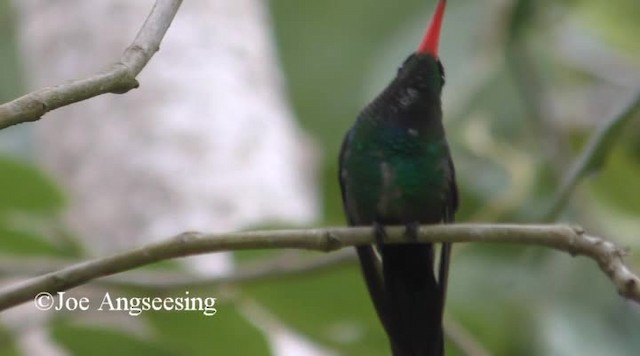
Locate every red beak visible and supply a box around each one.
[417,0,446,57]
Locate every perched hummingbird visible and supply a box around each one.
[338,0,457,355]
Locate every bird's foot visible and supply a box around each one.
[373,222,387,250]
[404,221,420,241]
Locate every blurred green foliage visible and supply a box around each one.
[1,0,639,355]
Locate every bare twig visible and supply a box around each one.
[0,0,183,130]
[0,224,637,311]
[105,249,356,289]
[544,90,640,221]
[0,250,356,289]
[444,316,491,356]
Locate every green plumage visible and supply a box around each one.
[339,53,458,356]
[342,129,452,223]
[340,54,456,226]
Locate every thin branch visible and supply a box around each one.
[0,0,183,130]
[0,224,638,311]
[444,316,491,356]
[105,249,356,289]
[544,90,640,221]
[0,250,356,290]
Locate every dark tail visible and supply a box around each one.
[356,245,403,350]
[382,243,445,356]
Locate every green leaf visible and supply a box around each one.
[577,0,640,55]
[244,266,388,355]
[148,297,270,355]
[0,225,62,255]
[0,323,19,356]
[0,156,64,213]
[580,92,640,174]
[51,320,172,356]
[544,92,640,221]
[589,143,640,214]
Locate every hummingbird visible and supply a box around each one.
[338,1,457,355]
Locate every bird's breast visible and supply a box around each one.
[374,150,450,223]
[342,128,451,224]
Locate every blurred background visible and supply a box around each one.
[1,0,639,355]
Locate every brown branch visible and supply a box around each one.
[0,250,356,289]
[105,249,356,289]
[0,224,637,312]
[0,0,183,130]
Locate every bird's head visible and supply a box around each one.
[396,0,446,96]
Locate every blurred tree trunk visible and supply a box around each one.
[14,0,318,260]
[11,0,321,354]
